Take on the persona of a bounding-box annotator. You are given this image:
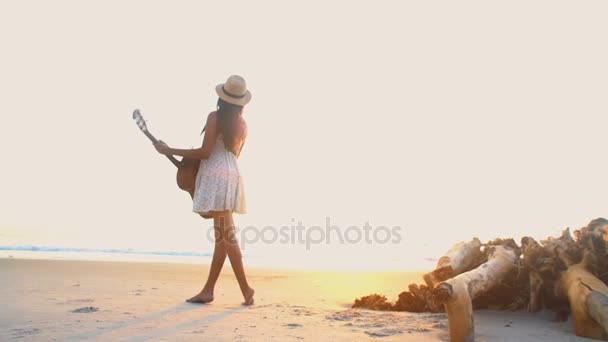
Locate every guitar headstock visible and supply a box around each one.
[132,109,148,132]
[132,108,177,166]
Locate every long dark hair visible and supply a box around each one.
[216,98,244,151]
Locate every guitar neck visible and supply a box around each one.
[143,130,182,168]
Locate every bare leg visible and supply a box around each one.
[186,217,227,303]
[218,211,255,305]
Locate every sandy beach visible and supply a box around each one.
[0,258,596,341]
[2,0,607,340]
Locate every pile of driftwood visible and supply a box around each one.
[353,218,608,341]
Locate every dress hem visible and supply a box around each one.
[193,209,247,216]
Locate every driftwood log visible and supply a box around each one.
[521,231,572,317]
[423,238,483,288]
[432,244,518,342]
[556,250,608,340]
[353,239,486,313]
[352,218,608,341]
[521,236,551,313]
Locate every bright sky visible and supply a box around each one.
[0,1,607,270]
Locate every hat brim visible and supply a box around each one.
[216,84,252,106]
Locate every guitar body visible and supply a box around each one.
[177,157,200,198]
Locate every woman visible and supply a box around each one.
[154,75,254,305]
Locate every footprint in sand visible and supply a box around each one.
[292,307,316,316]
[326,310,361,321]
[365,328,403,337]
[71,306,99,313]
[11,328,40,338]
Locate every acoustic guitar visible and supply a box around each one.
[132,109,199,198]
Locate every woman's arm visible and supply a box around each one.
[154,112,218,160]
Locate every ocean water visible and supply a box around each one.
[0,245,213,265]
[0,245,436,271]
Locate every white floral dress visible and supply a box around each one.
[192,135,246,216]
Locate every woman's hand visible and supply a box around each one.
[154,140,172,155]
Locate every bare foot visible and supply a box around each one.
[186,291,214,304]
[243,287,255,306]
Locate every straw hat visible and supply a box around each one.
[215,75,252,106]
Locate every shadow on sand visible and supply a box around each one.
[62,302,246,341]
